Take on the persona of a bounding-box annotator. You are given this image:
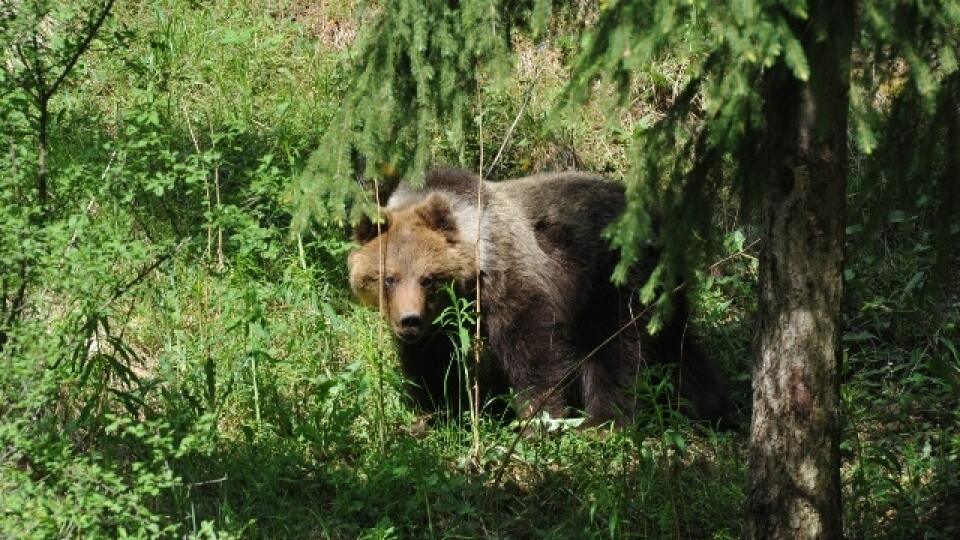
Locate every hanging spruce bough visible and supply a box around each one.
[854,3,960,280]
[564,1,959,538]
[292,0,544,231]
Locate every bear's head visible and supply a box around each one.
[348,193,477,343]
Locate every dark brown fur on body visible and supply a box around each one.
[348,169,729,426]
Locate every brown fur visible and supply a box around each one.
[348,169,730,426]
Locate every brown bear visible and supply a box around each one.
[348,168,729,426]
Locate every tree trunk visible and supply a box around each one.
[747,2,854,538]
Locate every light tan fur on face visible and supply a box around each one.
[348,194,477,338]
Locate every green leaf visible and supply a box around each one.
[780,0,809,19]
[843,331,877,342]
[531,0,552,39]
[782,32,809,81]
[854,115,878,155]
[664,429,688,455]
[940,45,958,74]
[220,29,252,45]
[639,264,664,304]
[929,337,960,391]
[901,271,924,298]
[940,336,959,361]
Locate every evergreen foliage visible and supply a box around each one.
[854,1,960,276]
[297,0,960,301]
[293,0,534,231]
[564,0,959,291]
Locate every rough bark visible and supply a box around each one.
[747,2,854,538]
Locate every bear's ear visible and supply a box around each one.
[352,213,389,244]
[416,193,457,236]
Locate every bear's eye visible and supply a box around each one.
[420,276,435,289]
[383,275,398,288]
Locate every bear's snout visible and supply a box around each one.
[400,313,423,329]
[395,311,426,342]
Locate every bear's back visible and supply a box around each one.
[496,172,626,270]
[384,169,629,281]
[386,169,485,211]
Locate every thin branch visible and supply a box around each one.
[708,239,760,271]
[105,237,190,308]
[373,177,387,449]
[13,44,44,106]
[483,88,532,178]
[183,111,214,261]
[484,64,543,178]
[491,283,683,488]
[186,474,228,488]
[2,262,30,347]
[43,0,116,101]
[474,83,484,460]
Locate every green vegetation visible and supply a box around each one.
[1,1,958,538]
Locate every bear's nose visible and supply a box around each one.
[400,313,422,329]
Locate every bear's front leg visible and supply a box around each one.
[397,335,462,414]
[486,313,579,420]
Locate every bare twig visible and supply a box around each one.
[43,0,116,102]
[484,59,545,178]
[473,84,484,460]
[214,165,224,270]
[707,239,760,271]
[484,88,533,178]
[105,237,191,308]
[491,284,684,488]
[13,44,44,104]
[183,110,214,261]
[186,474,228,488]
[0,262,29,352]
[374,177,387,449]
